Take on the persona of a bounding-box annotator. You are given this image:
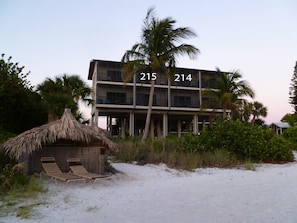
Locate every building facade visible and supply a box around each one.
[88,59,227,137]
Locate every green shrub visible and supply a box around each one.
[265,136,294,162]
[0,163,27,194]
[0,127,15,144]
[0,127,16,169]
[198,119,294,162]
[282,126,297,150]
[115,120,293,170]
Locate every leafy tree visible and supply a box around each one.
[0,54,47,133]
[121,8,199,142]
[282,113,297,126]
[205,68,255,119]
[37,74,92,122]
[289,61,297,113]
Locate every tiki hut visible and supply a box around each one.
[3,109,118,175]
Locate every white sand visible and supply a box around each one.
[2,156,297,223]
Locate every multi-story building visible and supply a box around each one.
[88,59,228,137]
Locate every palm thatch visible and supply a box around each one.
[3,109,118,160]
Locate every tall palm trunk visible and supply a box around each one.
[141,79,155,143]
[222,103,227,119]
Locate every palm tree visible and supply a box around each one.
[205,68,255,119]
[233,99,251,122]
[250,101,267,124]
[37,74,92,122]
[121,8,199,142]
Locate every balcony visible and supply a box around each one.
[97,97,133,105]
[136,97,168,107]
[172,96,199,108]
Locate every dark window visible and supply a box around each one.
[174,96,191,107]
[136,94,156,106]
[107,70,122,82]
[106,92,126,104]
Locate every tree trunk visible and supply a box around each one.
[222,108,226,119]
[251,115,256,124]
[141,80,155,143]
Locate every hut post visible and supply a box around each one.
[99,147,106,175]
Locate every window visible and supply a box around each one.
[106,92,126,104]
[107,70,122,82]
[173,96,191,107]
[136,94,156,106]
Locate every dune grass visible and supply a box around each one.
[114,136,241,171]
[0,162,47,219]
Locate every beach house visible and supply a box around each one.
[88,59,228,137]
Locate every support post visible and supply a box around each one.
[150,119,155,138]
[163,113,168,137]
[121,118,125,138]
[193,114,198,134]
[129,112,135,136]
[177,120,181,137]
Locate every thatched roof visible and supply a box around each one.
[3,109,118,160]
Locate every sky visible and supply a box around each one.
[1,0,297,124]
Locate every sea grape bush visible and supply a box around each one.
[197,119,294,162]
[283,126,297,145]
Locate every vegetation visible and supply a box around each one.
[203,68,255,119]
[0,54,47,134]
[233,100,267,125]
[1,132,45,219]
[0,127,15,144]
[289,61,297,112]
[282,113,297,127]
[115,119,294,171]
[283,62,297,127]
[0,127,15,170]
[37,74,92,122]
[0,9,294,216]
[249,101,268,124]
[198,119,293,162]
[115,136,239,171]
[0,163,46,219]
[0,55,91,219]
[283,126,297,150]
[1,54,92,135]
[122,8,200,143]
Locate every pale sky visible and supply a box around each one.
[1,0,296,124]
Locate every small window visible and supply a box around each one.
[136,94,156,106]
[106,92,126,104]
[107,70,122,82]
[174,96,191,107]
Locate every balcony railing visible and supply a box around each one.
[97,96,133,105]
[97,97,169,107]
[171,99,200,108]
[136,98,168,107]
[97,72,133,83]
